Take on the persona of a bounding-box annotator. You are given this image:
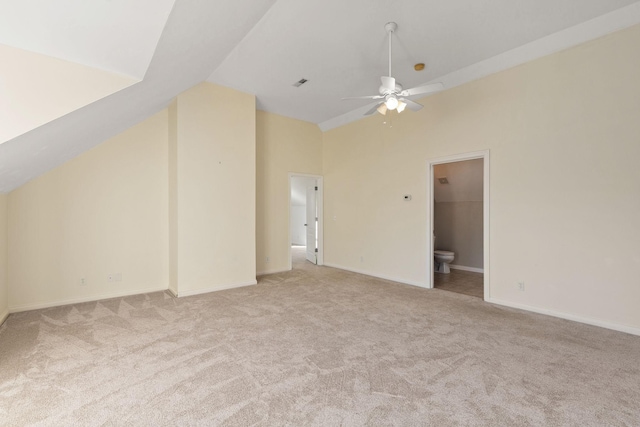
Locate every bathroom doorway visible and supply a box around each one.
[427,151,489,300]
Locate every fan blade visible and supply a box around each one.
[400,82,444,97]
[342,95,384,101]
[381,76,396,93]
[364,102,384,116]
[400,98,423,112]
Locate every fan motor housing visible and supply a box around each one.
[379,82,403,95]
[385,22,398,33]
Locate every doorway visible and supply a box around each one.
[427,151,489,300]
[288,173,324,269]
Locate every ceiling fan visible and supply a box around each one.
[343,22,444,116]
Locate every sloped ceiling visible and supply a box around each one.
[2,0,640,192]
[0,0,176,79]
[208,0,640,129]
[0,0,278,192]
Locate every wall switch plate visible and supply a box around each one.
[518,281,525,291]
[80,278,86,286]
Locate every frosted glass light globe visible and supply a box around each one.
[385,96,399,110]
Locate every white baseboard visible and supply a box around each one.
[167,288,178,298]
[175,280,257,298]
[9,286,169,313]
[323,262,427,288]
[257,268,291,276]
[449,264,484,273]
[0,309,9,326]
[486,297,640,337]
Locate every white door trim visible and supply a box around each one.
[427,150,490,300]
[288,172,324,269]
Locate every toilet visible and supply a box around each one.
[434,250,455,274]
[433,234,455,274]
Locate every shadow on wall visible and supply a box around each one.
[434,159,483,270]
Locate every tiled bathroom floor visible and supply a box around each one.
[434,269,484,299]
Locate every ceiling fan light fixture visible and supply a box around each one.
[342,22,443,118]
[385,96,399,110]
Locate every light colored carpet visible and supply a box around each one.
[1,248,639,426]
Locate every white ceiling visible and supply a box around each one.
[0,0,176,79]
[2,0,640,192]
[208,0,640,128]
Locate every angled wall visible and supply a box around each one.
[0,44,135,144]
[4,81,258,311]
[7,111,170,311]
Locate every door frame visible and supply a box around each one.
[427,150,490,300]
[304,184,318,264]
[288,172,324,269]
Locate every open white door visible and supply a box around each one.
[288,173,324,271]
[305,184,317,264]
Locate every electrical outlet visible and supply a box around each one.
[360,256,364,263]
[518,281,525,291]
[108,274,114,283]
[79,278,86,286]
[265,256,270,263]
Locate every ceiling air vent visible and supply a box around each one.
[293,78,308,87]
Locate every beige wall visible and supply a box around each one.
[5,81,258,309]
[256,111,323,274]
[323,24,640,331]
[168,100,178,296]
[0,44,135,144]
[0,194,7,323]
[7,111,169,311]
[171,83,256,295]
[434,202,483,269]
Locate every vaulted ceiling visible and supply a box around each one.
[1,0,640,192]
